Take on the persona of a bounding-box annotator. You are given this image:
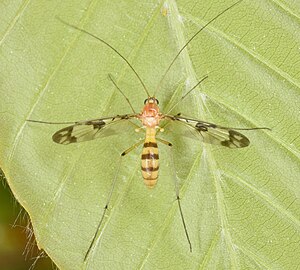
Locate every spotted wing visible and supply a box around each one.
[52,114,136,145]
[165,115,250,148]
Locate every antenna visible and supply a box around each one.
[153,0,244,96]
[57,18,151,97]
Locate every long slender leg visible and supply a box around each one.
[108,74,136,114]
[156,137,172,146]
[165,75,208,114]
[84,139,144,262]
[157,137,192,252]
[121,139,144,156]
[84,155,122,262]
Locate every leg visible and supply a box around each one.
[84,140,144,262]
[156,137,172,146]
[108,74,136,114]
[157,137,192,252]
[121,140,144,156]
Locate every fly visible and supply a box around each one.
[28,0,270,262]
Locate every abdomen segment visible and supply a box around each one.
[141,128,159,188]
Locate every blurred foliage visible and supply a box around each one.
[0,169,54,270]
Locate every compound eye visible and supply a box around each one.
[144,99,148,104]
[155,99,159,105]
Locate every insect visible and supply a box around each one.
[28,0,270,262]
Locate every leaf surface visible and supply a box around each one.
[0,0,299,269]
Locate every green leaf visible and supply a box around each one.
[1,0,299,269]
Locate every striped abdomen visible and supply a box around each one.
[141,128,159,188]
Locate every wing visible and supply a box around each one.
[164,115,250,148]
[52,114,136,145]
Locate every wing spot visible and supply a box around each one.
[92,121,105,129]
[195,123,208,132]
[221,130,250,148]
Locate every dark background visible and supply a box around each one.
[0,170,54,270]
